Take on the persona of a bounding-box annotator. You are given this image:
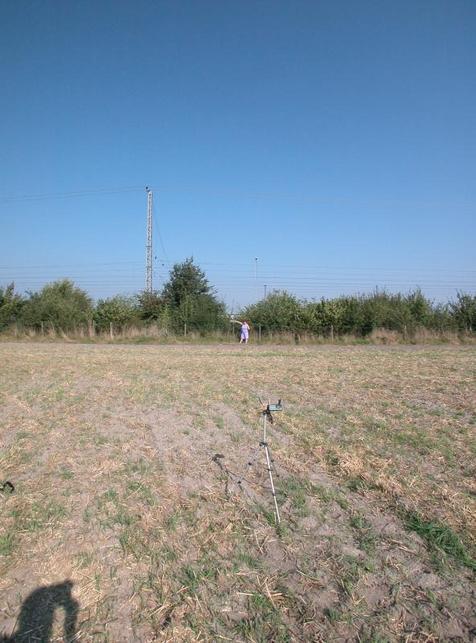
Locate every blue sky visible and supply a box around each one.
[1,0,475,308]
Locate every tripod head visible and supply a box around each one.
[260,399,282,424]
[266,400,282,413]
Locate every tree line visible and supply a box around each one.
[0,259,227,336]
[241,290,475,337]
[0,258,475,338]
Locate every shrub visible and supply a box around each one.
[20,280,92,332]
[0,283,23,331]
[242,291,304,333]
[94,296,140,332]
[450,292,476,332]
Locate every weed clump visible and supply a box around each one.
[403,510,475,570]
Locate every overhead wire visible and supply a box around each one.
[1,183,474,226]
[0,183,473,300]
[1,258,474,274]
[1,261,474,286]
[0,186,144,204]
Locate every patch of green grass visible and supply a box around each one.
[255,503,278,528]
[249,592,274,611]
[164,511,180,532]
[0,531,15,556]
[160,544,177,562]
[213,415,225,430]
[13,500,67,532]
[347,477,369,492]
[112,507,136,527]
[197,414,209,430]
[234,550,261,570]
[126,480,155,506]
[60,467,74,480]
[54,387,65,401]
[349,513,371,530]
[308,483,335,503]
[368,418,387,431]
[83,505,93,523]
[325,450,340,467]
[278,475,346,517]
[100,488,118,504]
[277,476,309,517]
[299,478,350,508]
[403,510,476,570]
[338,555,363,597]
[234,592,291,642]
[179,559,218,595]
[392,427,436,454]
[324,606,341,623]
[119,525,143,556]
[316,478,353,506]
[163,504,197,531]
[335,494,350,510]
[93,434,109,446]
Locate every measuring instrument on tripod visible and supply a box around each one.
[212,398,284,526]
[260,399,282,525]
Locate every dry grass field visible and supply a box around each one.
[0,342,475,642]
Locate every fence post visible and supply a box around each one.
[330,324,334,341]
[110,322,114,340]
[258,325,262,343]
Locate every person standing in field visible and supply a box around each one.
[231,318,250,343]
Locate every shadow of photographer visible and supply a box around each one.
[1,580,78,643]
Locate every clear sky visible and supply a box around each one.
[1,0,475,308]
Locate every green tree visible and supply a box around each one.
[406,289,432,331]
[0,283,24,331]
[242,291,304,333]
[162,258,210,307]
[161,258,225,332]
[93,296,140,332]
[137,290,163,322]
[427,303,454,332]
[20,280,92,332]
[450,292,476,332]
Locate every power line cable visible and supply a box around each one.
[0,258,475,275]
[0,186,144,204]
[1,182,474,211]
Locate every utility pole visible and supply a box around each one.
[146,187,153,292]
[264,284,267,298]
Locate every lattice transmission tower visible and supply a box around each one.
[145,187,153,292]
